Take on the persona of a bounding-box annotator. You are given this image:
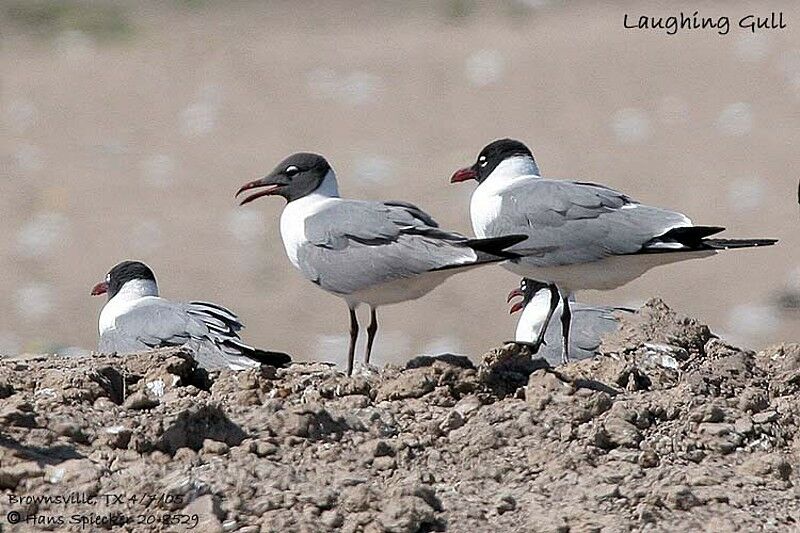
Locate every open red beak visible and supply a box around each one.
[91,281,108,296]
[450,167,477,183]
[507,288,524,314]
[236,179,282,206]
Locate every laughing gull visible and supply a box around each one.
[92,261,291,370]
[451,138,777,363]
[507,278,633,366]
[236,152,529,375]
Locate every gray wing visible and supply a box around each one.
[539,304,632,365]
[570,305,633,353]
[492,179,692,266]
[297,200,482,295]
[100,299,210,352]
[98,299,263,371]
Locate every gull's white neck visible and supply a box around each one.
[470,156,539,238]
[486,156,540,183]
[99,279,159,334]
[280,169,340,269]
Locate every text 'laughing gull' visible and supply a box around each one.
[508,278,633,367]
[92,261,291,371]
[237,152,529,375]
[452,138,777,363]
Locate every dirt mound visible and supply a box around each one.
[1,299,799,532]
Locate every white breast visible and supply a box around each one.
[279,170,340,270]
[98,279,160,335]
[470,157,539,238]
[469,183,503,238]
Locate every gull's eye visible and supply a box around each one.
[285,165,299,177]
[478,155,487,167]
[106,274,111,283]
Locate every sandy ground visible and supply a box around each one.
[1,1,799,367]
[1,300,799,532]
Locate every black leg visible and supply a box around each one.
[560,291,572,364]
[365,307,378,366]
[533,283,560,350]
[347,307,359,376]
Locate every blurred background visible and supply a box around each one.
[2,0,798,367]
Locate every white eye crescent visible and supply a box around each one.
[479,155,487,167]
[285,165,299,175]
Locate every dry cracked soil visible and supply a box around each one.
[1,300,799,532]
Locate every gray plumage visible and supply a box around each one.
[99,299,281,370]
[95,261,290,371]
[511,280,633,366]
[488,179,692,267]
[296,199,512,296]
[535,303,632,365]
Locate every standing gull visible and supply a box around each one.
[236,152,529,375]
[451,138,777,362]
[92,261,291,370]
[507,278,633,366]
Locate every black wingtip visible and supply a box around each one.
[463,234,528,255]
[249,349,292,367]
[704,238,778,250]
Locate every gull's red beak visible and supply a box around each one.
[450,167,477,183]
[91,281,108,296]
[236,178,283,206]
[507,287,524,314]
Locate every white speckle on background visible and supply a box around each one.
[181,102,216,136]
[727,304,779,340]
[787,267,800,291]
[716,102,753,137]
[6,98,37,133]
[727,176,765,212]
[14,144,44,172]
[353,155,395,185]
[465,49,506,87]
[611,108,651,144]
[57,346,91,357]
[54,30,95,62]
[313,330,410,368]
[16,212,69,258]
[140,154,176,188]
[422,336,463,356]
[227,210,266,245]
[658,96,689,125]
[180,84,222,137]
[517,0,551,8]
[313,334,350,367]
[734,33,770,63]
[341,72,381,105]
[16,283,55,320]
[306,69,381,105]
[778,49,800,90]
[130,220,163,254]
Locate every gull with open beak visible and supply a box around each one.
[507,278,633,366]
[237,152,531,375]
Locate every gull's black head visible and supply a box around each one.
[451,138,536,184]
[237,153,332,204]
[92,260,157,299]
[507,277,550,314]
